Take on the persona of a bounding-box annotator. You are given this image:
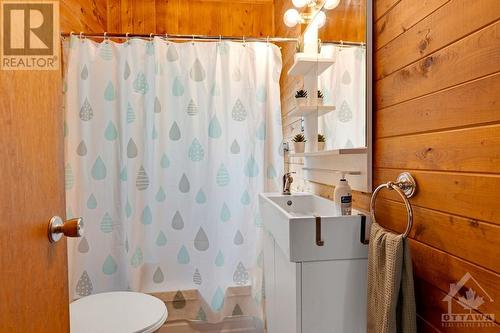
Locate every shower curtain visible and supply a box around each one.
[318,44,366,149]
[63,36,283,322]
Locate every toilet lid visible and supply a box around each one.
[70,291,168,333]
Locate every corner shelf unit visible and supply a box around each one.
[288,104,336,117]
[287,53,335,76]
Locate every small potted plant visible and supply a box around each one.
[317,133,326,151]
[317,90,324,106]
[295,39,304,53]
[292,133,307,153]
[295,90,308,107]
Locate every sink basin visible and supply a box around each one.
[260,193,369,332]
[259,192,369,262]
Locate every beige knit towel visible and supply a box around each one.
[367,222,416,333]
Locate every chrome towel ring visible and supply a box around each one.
[370,172,417,238]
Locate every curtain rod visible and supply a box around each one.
[60,32,298,42]
[60,32,365,46]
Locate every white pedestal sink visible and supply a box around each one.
[259,193,369,333]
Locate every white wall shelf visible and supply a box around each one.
[302,167,361,176]
[288,104,335,117]
[289,147,367,158]
[287,53,335,76]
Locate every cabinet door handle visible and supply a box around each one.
[315,216,324,246]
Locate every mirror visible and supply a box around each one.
[302,0,368,150]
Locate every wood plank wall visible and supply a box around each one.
[60,0,274,36]
[373,0,500,331]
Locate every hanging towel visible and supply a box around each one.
[367,222,416,333]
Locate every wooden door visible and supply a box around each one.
[0,68,69,330]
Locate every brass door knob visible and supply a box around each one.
[48,216,83,243]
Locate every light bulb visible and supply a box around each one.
[284,9,301,28]
[324,0,341,10]
[315,11,327,28]
[292,0,309,8]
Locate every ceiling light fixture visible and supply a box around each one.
[283,0,340,28]
[324,0,341,10]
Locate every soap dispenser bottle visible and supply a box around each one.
[334,173,352,215]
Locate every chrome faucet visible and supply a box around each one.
[282,172,295,195]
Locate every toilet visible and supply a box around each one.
[70,291,168,333]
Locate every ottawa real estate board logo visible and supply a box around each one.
[1,0,59,70]
[442,272,495,328]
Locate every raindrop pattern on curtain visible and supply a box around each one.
[63,36,283,322]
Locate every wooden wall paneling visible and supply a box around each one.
[374,0,500,328]
[374,125,500,173]
[62,0,274,36]
[60,0,107,32]
[415,278,499,332]
[156,0,273,37]
[107,0,121,32]
[375,0,500,80]
[375,198,500,273]
[417,316,442,333]
[375,73,500,138]
[319,0,367,42]
[408,240,500,316]
[374,0,449,50]
[374,0,400,21]
[376,20,500,109]
[373,168,500,225]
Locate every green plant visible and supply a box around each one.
[295,40,304,53]
[317,90,324,98]
[318,134,326,142]
[292,133,307,142]
[295,90,308,98]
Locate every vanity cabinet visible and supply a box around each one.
[260,193,369,333]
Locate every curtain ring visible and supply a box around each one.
[79,32,85,42]
[125,32,130,44]
[65,31,74,41]
[149,33,154,41]
[219,35,222,43]
[165,33,169,44]
[192,35,195,46]
[104,32,109,43]
[266,36,270,47]
[242,35,246,47]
